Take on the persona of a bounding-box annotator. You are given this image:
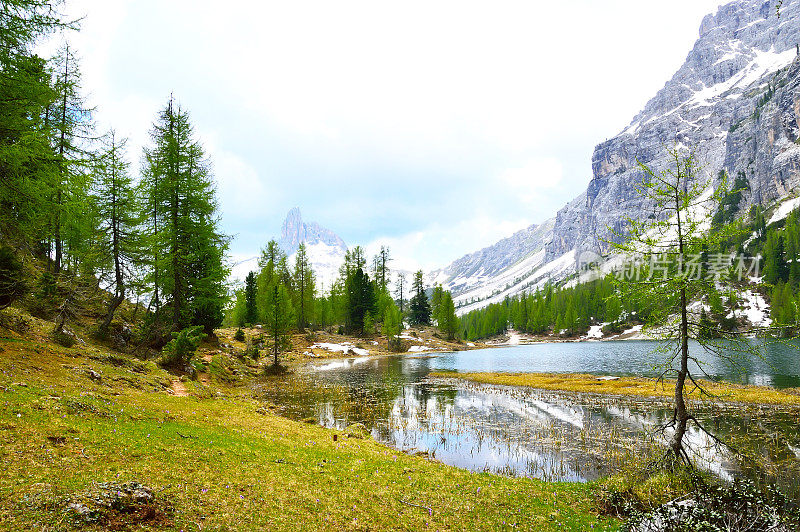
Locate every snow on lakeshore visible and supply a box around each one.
[506,331,523,345]
[585,323,608,340]
[620,324,643,338]
[407,345,433,353]
[311,342,370,357]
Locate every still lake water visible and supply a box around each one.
[429,339,800,388]
[256,340,800,499]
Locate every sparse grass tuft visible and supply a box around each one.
[595,465,697,517]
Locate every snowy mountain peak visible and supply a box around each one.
[279,208,348,256]
[230,209,348,292]
[277,208,348,293]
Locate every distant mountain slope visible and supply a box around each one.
[547,0,800,261]
[438,0,800,314]
[429,219,555,305]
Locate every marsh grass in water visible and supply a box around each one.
[438,371,800,406]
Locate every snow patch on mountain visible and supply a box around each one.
[740,290,772,327]
[685,47,796,109]
[767,196,800,225]
[455,250,576,315]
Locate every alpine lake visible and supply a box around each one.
[255,340,800,501]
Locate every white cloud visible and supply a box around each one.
[499,158,564,204]
[211,150,272,221]
[42,0,733,271]
[366,214,531,273]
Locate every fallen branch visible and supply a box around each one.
[399,498,433,516]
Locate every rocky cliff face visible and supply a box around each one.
[439,0,800,312]
[548,0,800,260]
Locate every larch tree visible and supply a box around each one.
[256,239,282,320]
[92,131,142,338]
[395,272,406,315]
[382,298,402,350]
[0,0,66,241]
[431,284,444,325]
[340,246,366,279]
[292,243,315,329]
[265,283,293,366]
[377,245,391,292]
[438,290,458,340]
[611,148,776,466]
[48,41,94,274]
[142,96,228,335]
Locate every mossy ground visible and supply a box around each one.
[0,317,619,530]
[433,371,800,407]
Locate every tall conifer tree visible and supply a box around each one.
[49,42,94,273]
[142,96,228,334]
[93,132,142,337]
[409,270,431,326]
[292,243,315,329]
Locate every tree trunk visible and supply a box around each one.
[152,205,159,312]
[273,286,280,366]
[169,103,183,332]
[54,187,62,272]
[299,267,305,329]
[671,175,690,463]
[99,142,125,339]
[670,286,690,461]
[98,293,124,338]
[55,46,69,273]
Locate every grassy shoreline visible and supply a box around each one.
[431,371,800,407]
[0,334,619,530]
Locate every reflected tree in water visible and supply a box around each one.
[610,148,795,467]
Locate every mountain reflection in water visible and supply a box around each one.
[255,346,800,500]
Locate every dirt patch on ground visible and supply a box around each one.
[169,379,188,397]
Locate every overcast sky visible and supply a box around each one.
[51,0,730,272]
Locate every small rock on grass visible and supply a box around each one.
[65,481,172,527]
